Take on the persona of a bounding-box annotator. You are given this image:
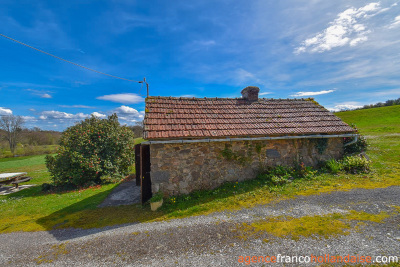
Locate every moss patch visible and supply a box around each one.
[35,243,69,264]
[238,209,398,241]
[239,213,350,241]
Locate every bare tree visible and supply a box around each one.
[0,115,24,154]
[128,121,144,138]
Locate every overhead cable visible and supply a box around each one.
[0,33,141,83]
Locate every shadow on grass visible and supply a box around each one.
[33,177,274,241]
[35,184,164,241]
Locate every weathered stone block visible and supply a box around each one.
[266,149,281,158]
[151,171,170,183]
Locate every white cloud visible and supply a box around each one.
[178,94,196,98]
[259,92,272,96]
[291,89,335,97]
[59,105,94,109]
[26,89,53,99]
[22,116,37,121]
[235,68,256,83]
[367,88,400,97]
[114,105,140,115]
[22,106,144,130]
[0,107,12,115]
[388,15,400,29]
[41,93,52,99]
[113,105,142,122]
[295,2,391,53]
[327,102,363,112]
[97,93,144,104]
[38,111,88,120]
[91,112,107,119]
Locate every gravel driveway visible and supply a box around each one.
[1,186,399,266]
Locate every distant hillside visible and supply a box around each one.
[0,129,61,147]
[335,105,400,135]
[357,97,400,110]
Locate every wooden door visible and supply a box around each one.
[134,144,141,186]
[140,144,152,203]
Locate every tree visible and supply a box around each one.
[128,121,144,138]
[45,114,135,187]
[0,115,24,154]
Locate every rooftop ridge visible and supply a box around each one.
[143,95,354,139]
[147,96,314,101]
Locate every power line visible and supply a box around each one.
[0,33,141,83]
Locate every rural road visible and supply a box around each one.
[1,186,399,266]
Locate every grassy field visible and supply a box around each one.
[0,108,399,233]
[336,106,400,177]
[336,105,400,135]
[0,155,51,185]
[0,145,59,159]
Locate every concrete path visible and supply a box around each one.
[1,186,400,266]
[98,181,141,207]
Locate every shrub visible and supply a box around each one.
[258,163,320,185]
[341,155,371,174]
[344,125,368,155]
[270,175,290,185]
[41,183,54,192]
[324,158,342,174]
[257,165,295,185]
[150,191,163,203]
[45,114,135,187]
[294,162,317,178]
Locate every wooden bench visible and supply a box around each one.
[11,177,32,188]
[0,172,31,189]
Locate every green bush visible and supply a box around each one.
[45,114,135,187]
[344,135,368,155]
[341,155,371,174]
[270,175,290,185]
[344,125,368,155]
[325,158,342,174]
[257,165,295,185]
[294,162,317,178]
[258,163,320,186]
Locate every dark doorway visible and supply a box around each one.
[134,144,141,186]
[140,144,152,203]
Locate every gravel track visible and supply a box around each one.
[1,186,399,266]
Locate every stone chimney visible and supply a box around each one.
[241,86,260,101]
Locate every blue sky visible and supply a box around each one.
[1,0,399,131]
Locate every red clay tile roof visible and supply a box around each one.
[143,96,356,140]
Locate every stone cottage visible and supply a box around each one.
[137,86,357,200]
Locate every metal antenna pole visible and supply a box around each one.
[138,78,149,97]
[144,77,149,97]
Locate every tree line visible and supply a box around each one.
[0,115,144,155]
[357,97,400,110]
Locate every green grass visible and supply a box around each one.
[134,137,145,145]
[0,145,59,159]
[0,107,399,233]
[335,105,400,135]
[0,155,51,185]
[336,106,400,176]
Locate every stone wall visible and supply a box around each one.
[149,137,343,196]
